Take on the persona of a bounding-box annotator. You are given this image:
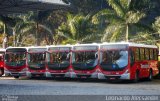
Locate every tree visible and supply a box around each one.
[14,11,55,46]
[95,0,152,42]
[0,15,17,48]
[152,16,160,43]
[58,13,98,44]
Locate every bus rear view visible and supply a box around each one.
[4,47,27,78]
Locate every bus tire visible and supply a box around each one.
[0,69,4,77]
[14,76,19,79]
[28,75,33,79]
[147,69,153,81]
[134,71,139,83]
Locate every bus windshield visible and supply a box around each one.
[28,52,46,70]
[72,51,98,70]
[28,53,46,64]
[47,51,70,70]
[0,52,5,61]
[100,50,128,71]
[5,52,26,66]
[48,52,70,63]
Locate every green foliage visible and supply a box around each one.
[1,0,160,46]
[58,13,98,44]
[153,17,160,34]
[94,0,152,42]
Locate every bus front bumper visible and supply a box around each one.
[4,70,27,77]
[26,71,46,77]
[45,71,70,78]
[98,72,130,80]
[70,71,98,79]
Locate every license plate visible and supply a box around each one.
[81,76,87,78]
[109,77,115,80]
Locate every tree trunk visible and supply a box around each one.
[35,11,40,46]
[13,28,16,47]
[2,23,7,48]
[126,24,129,42]
[36,22,40,46]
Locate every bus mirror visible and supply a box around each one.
[95,54,98,58]
[130,50,134,66]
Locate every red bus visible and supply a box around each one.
[99,42,159,82]
[26,47,46,78]
[46,45,71,78]
[4,47,27,78]
[71,44,99,78]
[0,48,5,76]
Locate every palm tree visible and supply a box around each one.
[58,13,98,44]
[14,11,54,46]
[0,15,17,48]
[95,0,151,42]
[152,16,160,44]
[24,11,53,46]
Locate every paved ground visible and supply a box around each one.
[0,76,160,95]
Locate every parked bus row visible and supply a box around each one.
[2,42,159,82]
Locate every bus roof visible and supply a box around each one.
[47,45,72,48]
[6,46,27,49]
[101,42,158,49]
[26,46,47,52]
[26,46,46,49]
[73,43,100,47]
[0,48,6,52]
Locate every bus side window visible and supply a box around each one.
[140,48,145,60]
[153,49,158,60]
[130,48,135,66]
[135,48,140,61]
[145,48,150,60]
[150,49,153,60]
[0,56,2,61]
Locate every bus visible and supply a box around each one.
[26,47,47,78]
[46,45,72,78]
[99,42,159,82]
[71,44,99,78]
[0,48,5,76]
[4,47,27,78]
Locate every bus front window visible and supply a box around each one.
[101,50,128,71]
[28,53,46,64]
[28,53,46,70]
[47,52,70,70]
[73,52,97,64]
[49,52,70,64]
[5,53,26,66]
[72,51,98,70]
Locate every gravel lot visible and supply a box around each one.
[0,77,160,95]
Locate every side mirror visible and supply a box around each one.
[95,53,98,58]
[130,50,134,66]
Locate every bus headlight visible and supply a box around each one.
[124,69,129,74]
[21,68,28,72]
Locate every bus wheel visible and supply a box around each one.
[134,71,139,83]
[147,70,153,81]
[0,69,4,77]
[27,75,33,79]
[14,76,19,79]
